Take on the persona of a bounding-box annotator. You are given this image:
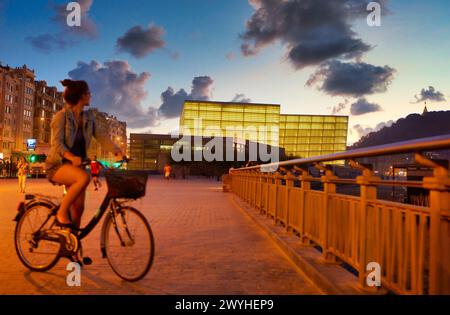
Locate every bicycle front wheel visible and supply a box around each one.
[104,206,154,282]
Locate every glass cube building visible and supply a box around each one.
[180,101,280,147]
[279,114,348,158]
[179,100,348,159]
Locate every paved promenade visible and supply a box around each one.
[0,177,320,294]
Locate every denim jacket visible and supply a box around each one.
[46,105,120,168]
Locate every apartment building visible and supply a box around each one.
[0,62,127,162]
[33,81,64,150]
[0,64,35,158]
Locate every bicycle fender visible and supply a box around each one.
[13,200,56,222]
[13,202,26,222]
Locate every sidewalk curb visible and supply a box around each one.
[228,194,365,295]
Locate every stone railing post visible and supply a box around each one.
[318,164,338,263]
[295,166,313,246]
[273,172,282,222]
[353,161,380,290]
[260,173,269,214]
[284,171,295,231]
[416,153,450,294]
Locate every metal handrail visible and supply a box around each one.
[230,134,450,172]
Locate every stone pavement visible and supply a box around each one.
[0,177,321,294]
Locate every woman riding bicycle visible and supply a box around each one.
[46,79,123,230]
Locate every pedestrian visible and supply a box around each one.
[163,163,172,181]
[6,159,11,178]
[17,156,29,194]
[12,158,18,178]
[90,155,104,191]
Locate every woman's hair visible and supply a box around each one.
[60,79,89,105]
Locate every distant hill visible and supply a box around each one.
[351,110,450,148]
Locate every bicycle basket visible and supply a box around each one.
[105,171,148,199]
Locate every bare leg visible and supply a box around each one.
[22,176,26,193]
[51,164,90,224]
[93,177,100,189]
[70,189,86,228]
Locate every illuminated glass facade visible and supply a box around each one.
[180,100,348,159]
[280,114,348,158]
[180,101,280,147]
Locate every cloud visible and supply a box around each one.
[190,76,214,100]
[414,86,446,103]
[26,34,75,53]
[158,87,189,119]
[331,99,348,115]
[52,0,97,38]
[158,76,214,118]
[68,60,158,128]
[350,98,383,115]
[231,94,252,103]
[116,23,166,58]
[240,0,389,69]
[226,52,236,60]
[307,60,395,97]
[170,51,180,60]
[354,120,394,138]
[28,0,97,52]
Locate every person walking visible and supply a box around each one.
[12,158,18,178]
[6,159,11,178]
[163,163,172,181]
[90,156,104,191]
[17,156,29,193]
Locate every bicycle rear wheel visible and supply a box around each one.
[104,206,154,281]
[14,203,61,271]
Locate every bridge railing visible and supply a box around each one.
[227,134,450,294]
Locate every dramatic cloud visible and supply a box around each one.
[307,60,395,97]
[190,76,214,100]
[350,98,383,115]
[158,87,189,119]
[68,60,158,128]
[414,86,446,103]
[231,94,252,103]
[158,76,214,118]
[116,24,166,58]
[28,0,97,52]
[240,0,388,69]
[354,120,394,138]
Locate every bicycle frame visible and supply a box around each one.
[78,194,113,240]
[18,192,126,258]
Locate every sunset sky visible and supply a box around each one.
[1,0,449,144]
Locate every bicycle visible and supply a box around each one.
[13,159,155,282]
